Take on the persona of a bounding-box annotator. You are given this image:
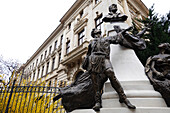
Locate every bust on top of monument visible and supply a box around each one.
[102,4,128,23]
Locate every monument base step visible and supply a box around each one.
[71,107,170,113]
[102,98,167,108]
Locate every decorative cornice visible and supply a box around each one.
[74,18,88,34]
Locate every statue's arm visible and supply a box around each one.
[136,27,147,38]
[108,33,123,44]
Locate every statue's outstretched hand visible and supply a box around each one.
[118,26,133,36]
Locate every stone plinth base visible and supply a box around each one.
[72,108,170,113]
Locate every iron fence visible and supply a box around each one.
[0,80,66,113]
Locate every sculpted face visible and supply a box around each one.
[109,4,117,13]
[91,29,101,38]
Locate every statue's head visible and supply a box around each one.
[158,43,170,54]
[109,4,117,13]
[91,28,101,38]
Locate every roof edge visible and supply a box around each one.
[24,24,63,67]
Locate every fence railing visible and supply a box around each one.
[0,80,66,113]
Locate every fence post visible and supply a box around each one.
[5,79,16,113]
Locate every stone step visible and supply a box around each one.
[102,98,167,108]
[104,80,154,92]
[105,83,154,92]
[71,107,170,113]
[105,80,151,85]
[102,90,162,99]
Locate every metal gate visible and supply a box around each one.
[0,79,66,113]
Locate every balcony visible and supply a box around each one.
[61,41,89,65]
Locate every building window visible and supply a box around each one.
[46,62,49,75]
[60,35,63,46]
[32,63,34,69]
[36,59,38,66]
[51,57,55,71]
[80,10,84,18]
[41,66,44,77]
[37,68,40,79]
[49,46,52,55]
[44,50,47,59]
[95,0,101,4]
[40,54,43,62]
[58,53,61,66]
[78,29,85,46]
[54,40,57,49]
[95,14,103,30]
[66,40,70,54]
[68,23,71,29]
[33,71,36,81]
[55,78,57,87]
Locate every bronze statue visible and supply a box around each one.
[102,4,128,23]
[82,28,136,111]
[114,25,147,50]
[145,43,170,106]
[52,3,143,112]
[53,28,136,112]
[53,71,96,112]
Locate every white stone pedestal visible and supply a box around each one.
[72,45,170,113]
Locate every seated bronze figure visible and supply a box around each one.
[145,43,170,107]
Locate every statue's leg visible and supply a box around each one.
[91,73,102,111]
[105,67,136,109]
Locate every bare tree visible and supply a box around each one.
[0,55,21,84]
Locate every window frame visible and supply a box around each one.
[49,46,52,55]
[51,57,55,71]
[46,62,49,75]
[60,35,63,46]
[66,40,70,54]
[95,14,103,30]
[54,40,58,49]
[80,10,84,18]
[44,50,47,59]
[41,66,44,77]
[78,29,85,46]
[68,23,71,30]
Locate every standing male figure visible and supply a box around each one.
[82,28,136,111]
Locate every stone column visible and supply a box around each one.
[70,19,75,50]
[61,27,67,59]
[122,0,132,25]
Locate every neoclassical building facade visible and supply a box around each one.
[23,0,148,86]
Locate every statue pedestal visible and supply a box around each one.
[72,45,170,113]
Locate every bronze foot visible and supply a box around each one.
[93,102,101,111]
[119,98,136,109]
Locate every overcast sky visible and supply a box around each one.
[0,0,169,63]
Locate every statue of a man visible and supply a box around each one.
[82,28,136,111]
[102,4,128,23]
